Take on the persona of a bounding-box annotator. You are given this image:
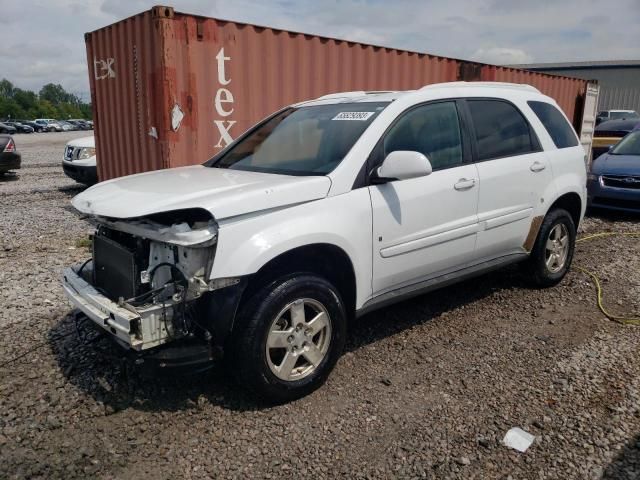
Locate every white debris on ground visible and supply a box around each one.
[504,427,535,452]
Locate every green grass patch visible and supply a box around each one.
[75,237,92,249]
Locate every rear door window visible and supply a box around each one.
[467,100,538,161]
[528,101,579,148]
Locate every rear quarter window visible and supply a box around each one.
[528,101,579,149]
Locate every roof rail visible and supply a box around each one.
[316,91,366,100]
[420,81,541,93]
[316,90,396,100]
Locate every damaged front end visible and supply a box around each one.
[63,209,242,369]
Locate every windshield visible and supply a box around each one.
[209,102,388,175]
[611,131,640,156]
[610,111,639,120]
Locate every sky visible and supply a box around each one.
[0,0,639,99]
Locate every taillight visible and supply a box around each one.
[3,138,15,153]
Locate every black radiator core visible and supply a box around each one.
[93,232,142,301]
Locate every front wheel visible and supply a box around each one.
[522,208,576,287]
[229,273,347,403]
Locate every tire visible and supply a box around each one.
[229,273,347,403]
[522,208,576,288]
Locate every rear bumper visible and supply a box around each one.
[587,176,640,212]
[0,152,21,172]
[63,162,98,185]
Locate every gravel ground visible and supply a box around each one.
[1,133,640,479]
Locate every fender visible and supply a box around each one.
[521,169,584,253]
[553,173,587,222]
[210,188,373,309]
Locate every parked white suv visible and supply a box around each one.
[63,82,586,402]
[63,135,98,185]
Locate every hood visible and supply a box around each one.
[67,135,95,148]
[72,165,332,220]
[595,119,640,134]
[592,153,640,176]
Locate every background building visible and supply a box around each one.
[511,60,640,113]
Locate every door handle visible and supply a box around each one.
[530,161,546,172]
[454,178,476,191]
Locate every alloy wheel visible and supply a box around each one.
[265,298,332,381]
[545,223,569,273]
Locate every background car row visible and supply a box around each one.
[0,118,93,134]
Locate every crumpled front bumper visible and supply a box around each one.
[62,264,172,351]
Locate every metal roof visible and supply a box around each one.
[509,60,640,70]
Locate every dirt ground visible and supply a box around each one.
[1,132,639,479]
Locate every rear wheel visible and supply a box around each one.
[522,208,576,287]
[229,273,347,403]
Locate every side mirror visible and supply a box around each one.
[374,151,432,183]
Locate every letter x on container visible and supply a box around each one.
[85,5,591,182]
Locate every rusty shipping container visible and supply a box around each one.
[86,6,591,181]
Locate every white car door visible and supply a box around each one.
[466,99,554,260]
[369,100,480,296]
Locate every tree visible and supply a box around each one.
[34,100,59,119]
[0,78,14,98]
[0,78,92,120]
[39,83,72,105]
[13,89,38,114]
[0,97,26,119]
[0,79,15,99]
[79,103,93,119]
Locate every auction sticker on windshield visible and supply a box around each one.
[332,112,376,121]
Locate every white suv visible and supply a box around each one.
[63,82,586,402]
[63,135,98,185]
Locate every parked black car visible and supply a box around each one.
[0,122,17,134]
[16,120,45,132]
[68,119,93,130]
[33,120,60,132]
[592,119,640,159]
[0,136,21,174]
[4,121,34,133]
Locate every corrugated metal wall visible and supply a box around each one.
[481,65,586,125]
[86,6,590,181]
[525,66,640,114]
[85,10,166,181]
